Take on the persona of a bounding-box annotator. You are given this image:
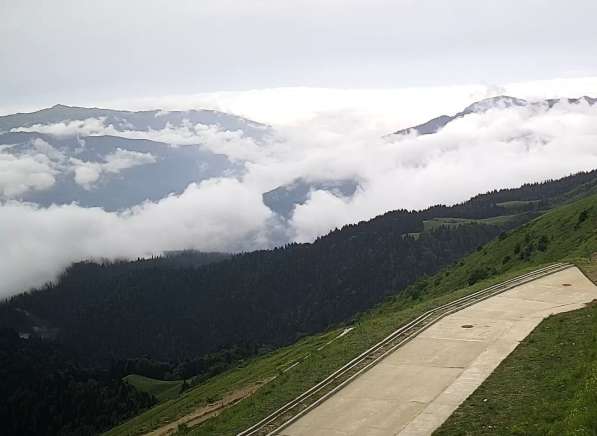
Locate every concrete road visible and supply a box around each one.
[280,266,597,436]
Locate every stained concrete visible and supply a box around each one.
[280,266,597,436]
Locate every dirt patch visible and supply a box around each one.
[145,378,274,436]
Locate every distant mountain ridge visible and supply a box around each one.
[392,95,597,136]
[0,105,354,221]
[0,104,269,136]
[263,178,359,219]
[0,130,241,210]
[0,105,267,211]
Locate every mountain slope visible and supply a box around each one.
[0,329,156,436]
[392,95,597,136]
[187,192,597,436]
[0,104,269,137]
[107,186,597,436]
[0,105,267,210]
[1,214,500,363]
[1,131,241,210]
[262,178,359,219]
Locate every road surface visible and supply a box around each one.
[280,266,597,436]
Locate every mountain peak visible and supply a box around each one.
[463,96,528,114]
[391,95,597,137]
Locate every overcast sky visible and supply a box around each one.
[2,0,597,115]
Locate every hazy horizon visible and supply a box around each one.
[3,0,597,115]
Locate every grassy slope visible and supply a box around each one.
[496,200,542,208]
[124,375,184,403]
[106,194,597,436]
[423,214,520,231]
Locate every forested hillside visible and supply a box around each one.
[0,329,155,435]
[2,170,597,369]
[3,221,499,365]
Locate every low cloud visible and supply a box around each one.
[31,138,65,161]
[0,138,63,197]
[70,148,157,189]
[0,178,273,297]
[0,153,56,197]
[0,137,157,193]
[12,118,110,137]
[2,98,597,298]
[13,118,265,162]
[287,100,597,241]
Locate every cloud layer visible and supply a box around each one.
[2,98,597,298]
[70,148,156,189]
[0,139,61,197]
[0,179,273,298]
[0,135,158,195]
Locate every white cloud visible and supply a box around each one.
[0,153,56,197]
[92,76,597,131]
[103,148,157,172]
[0,178,273,298]
[70,161,102,188]
[13,117,268,162]
[108,121,266,162]
[0,139,64,197]
[70,148,157,189]
[12,118,111,136]
[31,138,65,161]
[286,100,597,241]
[0,137,158,192]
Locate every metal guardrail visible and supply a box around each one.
[238,262,572,436]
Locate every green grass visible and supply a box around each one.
[124,374,184,402]
[422,214,521,231]
[496,199,542,209]
[106,194,597,436]
[435,261,597,436]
